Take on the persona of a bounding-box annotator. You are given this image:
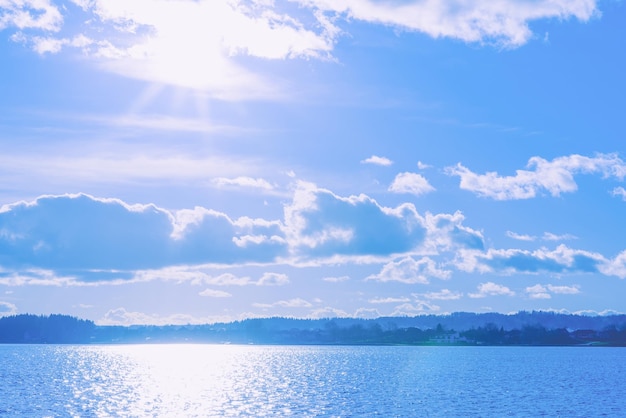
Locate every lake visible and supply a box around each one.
[0,344,624,417]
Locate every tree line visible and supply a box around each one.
[1,312,626,345]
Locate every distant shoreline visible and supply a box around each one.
[2,311,626,346]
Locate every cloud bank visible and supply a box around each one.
[447,154,626,200]
[0,0,600,98]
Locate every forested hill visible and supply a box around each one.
[1,312,626,345]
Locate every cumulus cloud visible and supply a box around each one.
[361,155,393,166]
[367,256,450,284]
[390,300,440,316]
[283,181,428,259]
[468,282,515,298]
[389,172,435,196]
[446,153,626,200]
[526,283,580,299]
[0,193,286,273]
[0,188,489,282]
[256,272,289,286]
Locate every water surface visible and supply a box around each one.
[1,345,624,417]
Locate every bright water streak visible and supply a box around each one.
[1,344,625,417]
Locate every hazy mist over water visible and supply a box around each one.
[1,344,624,417]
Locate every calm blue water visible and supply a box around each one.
[0,345,624,417]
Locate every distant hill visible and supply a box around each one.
[1,311,626,345]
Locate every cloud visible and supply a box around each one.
[525,284,551,299]
[468,282,515,298]
[199,288,232,298]
[307,306,350,319]
[2,0,599,99]
[0,188,488,282]
[526,283,580,299]
[0,301,17,316]
[542,232,578,241]
[256,272,289,286]
[388,172,435,196]
[419,289,463,300]
[212,176,274,191]
[322,275,349,283]
[446,153,626,200]
[459,244,605,276]
[253,298,313,309]
[0,193,286,273]
[284,181,428,259]
[366,256,450,284]
[0,0,63,31]
[97,307,233,325]
[368,296,411,304]
[361,155,393,166]
[506,231,536,241]
[299,0,598,48]
[612,186,626,201]
[390,300,440,316]
[4,0,337,99]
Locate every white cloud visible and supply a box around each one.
[612,186,626,201]
[322,275,349,282]
[307,306,350,319]
[0,301,18,316]
[199,288,232,298]
[361,155,393,166]
[389,172,435,196]
[7,0,337,99]
[1,0,598,100]
[542,232,578,241]
[368,296,411,304]
[506,231,536,241]
[525,283,580,299]
[525,284,551,299]
[97,307,233,325]
[419,289,462,300]
[416,161,432,170]
[547,284,580,294]
[599,250,626,279]
[254,298,312,308]
[390,300,440,316]
[446,153,626,200]
[256,272,289,286]
[468,282,515,298]
[458,244,608,277]
[354,308,380,319]
[367,256,450,284]
[298,0,598,48]
[0,0,63,31]
[213,176,274,190]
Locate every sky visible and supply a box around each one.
[1,0,625,325]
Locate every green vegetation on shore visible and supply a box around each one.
[2,312,626,346]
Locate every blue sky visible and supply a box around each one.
[1,0,626,325]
